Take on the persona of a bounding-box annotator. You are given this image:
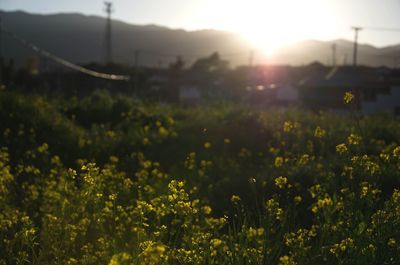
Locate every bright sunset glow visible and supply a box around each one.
[202,0,338,55]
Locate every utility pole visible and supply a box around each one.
[249,49,254,67]
[343,53,348,66]
[331,43,336,67]
[352,27,362,66]
[104,2,113,64]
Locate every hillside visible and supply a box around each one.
[0,10,252,67]
[2,10,400,67]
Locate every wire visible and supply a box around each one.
[3,30,130,81]
[364,27,400,32]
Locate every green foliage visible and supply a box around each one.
[1,90,400,264]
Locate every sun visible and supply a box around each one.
[204,0,336,56]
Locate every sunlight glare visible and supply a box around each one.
[205,0,335,56]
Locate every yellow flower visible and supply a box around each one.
[393,146,400,158]
[314,126,326,138]
[283,121,294,133]
[344,91,354,104]
[37,143,48,153]
[336,143,348,155]
[275,176,288,189]
[247,227,258,238]
[275,156,284,167]
[210,238,223,248]
[347,133,362,145]
[204,142,211,149]
[142,137,150,145]
[279,255,296,265]
[388,238,396,248]
[312,195,333,213]
[360,186,369,198]
[202,206,212,215]
[158,126,168,137]
[231,195,241,203]
[298,154,310,166]
[224,138,231,144]
[294,196,302,205]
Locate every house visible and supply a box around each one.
[361,86,400,115]
[298,66,390,111]
[147,72,168,92]
[179,85,201,105]
[276,84,299,103]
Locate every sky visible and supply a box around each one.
[2,0,400,53]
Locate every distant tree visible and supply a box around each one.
[167,56,185,102]
[169,56,185,72]
[190,52,229,73]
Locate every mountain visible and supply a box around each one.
[0,10,252,67]
[272,39,400,67]
[2,10,400,67]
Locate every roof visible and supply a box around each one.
[299,66,387,88]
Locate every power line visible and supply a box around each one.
[363,26,400,32]
[3,29,130,81]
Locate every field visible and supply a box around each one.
[1,89,400,264]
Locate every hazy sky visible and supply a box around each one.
[2,0,400,52]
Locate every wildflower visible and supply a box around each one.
[266,198,284,220]
[142,137,150,145]
[393,146,400,158]
[158,126,168,137]
[283,121,294,132]
[224,138,231,144]
[202,206,212,215]
[275,156,284,167]
[106,130,116,138]
[247,227,258,238]
[167,117,175,125]
[279,255,296,265]
[388,238,396,248]
[294,196,302,205]
[204,142,212,149]
[344,91,354,104]
[37,143,48,153]
[298,154,310,166]
[360,186,369,198]
[275,176,288,189]
[109,156,119,163]
[231,195,241,203]
[68,258,79,265]
[239,147,252,157]
[314,126,326,138]
[380,153,390,161]
[210,238,223,248]
[312,195,333,213]
[336,143,348,155]
[347,133,362,145]
[139,241,167,265]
